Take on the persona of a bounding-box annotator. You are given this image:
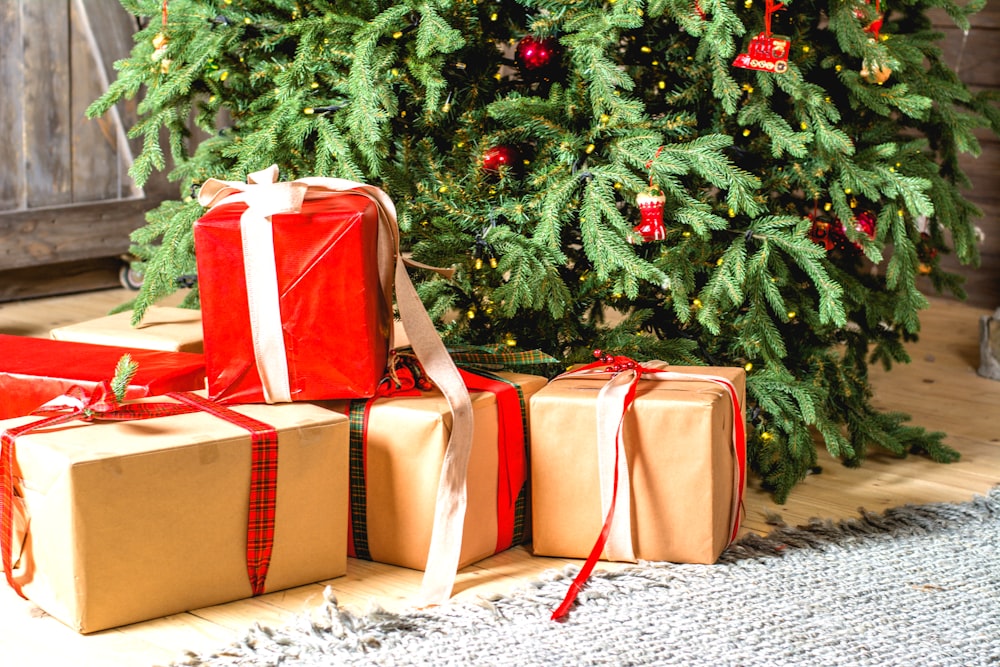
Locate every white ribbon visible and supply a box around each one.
[595,371,637,562]
[237,172,307,403]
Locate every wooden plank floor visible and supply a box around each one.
[1,289,998,666]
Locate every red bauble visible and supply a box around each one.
[516,35,558,71]
[481,145,516,173]
[808,213,853,251]
[809,211,877,252]
[854,211,877,243]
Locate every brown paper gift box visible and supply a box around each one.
[529,366,745,565]
[3,396,349,633]
[321,370,548,572]
[50,306,205,353]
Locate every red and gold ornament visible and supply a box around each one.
[859,0,891,84]
[808,213,839,251]
[808,210,877,252]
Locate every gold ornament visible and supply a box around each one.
[151,32,171,73]
[861,59,892,84]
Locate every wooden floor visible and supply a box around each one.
[1,289,998,666]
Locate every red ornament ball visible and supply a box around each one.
[854,211,877,240]
[516,35,558,71]
[482,145,517,173]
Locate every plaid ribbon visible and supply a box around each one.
[347,400,373,560]
[347,370,531,562]
[1,383,279,599]
[167,392,279,595]
[447,346,559,370]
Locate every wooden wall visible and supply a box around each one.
[0,0,170,300]
[931,3,1000,308]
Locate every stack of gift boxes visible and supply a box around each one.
[0,168,746,633]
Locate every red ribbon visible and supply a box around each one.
[550,355,747,621]
[764,0,785,37]
[459,369,527,554]
[1,383,279,599]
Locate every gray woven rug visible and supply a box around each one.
[172,488,1000,666]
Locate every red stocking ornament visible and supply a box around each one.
[633,189,667,242]
[632,147,667,243]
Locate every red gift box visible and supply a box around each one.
[195,169,392,404]
[0,334,206,420]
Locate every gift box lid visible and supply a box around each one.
[49,307,204,353]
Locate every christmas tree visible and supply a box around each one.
[89,0,998,501]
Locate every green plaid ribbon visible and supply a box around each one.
[347,400,372,560]
[447,345,559,370]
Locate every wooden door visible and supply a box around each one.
[0,0,170,300]
[934,4,1000,308]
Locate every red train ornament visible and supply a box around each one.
[732,33,790,73]
[733,0,789,74]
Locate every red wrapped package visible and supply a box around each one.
[196,167,479,606]
[0,334,206,419]
[194,168,392,404]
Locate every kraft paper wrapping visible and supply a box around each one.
[529,366,746,565]
[50,306,205,353]
[2,397,349,634]
[323,371,548,572]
